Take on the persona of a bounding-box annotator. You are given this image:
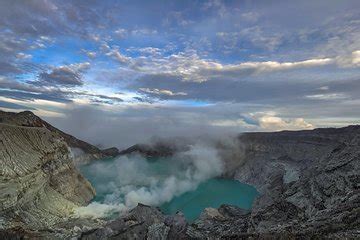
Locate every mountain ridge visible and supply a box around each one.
[0,110,120,162]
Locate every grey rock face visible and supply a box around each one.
[0,110,119,163]
[80,204,166,240]
[0,121,95,232]
[80,205,193,240]
[211,126,360,238]
[147,223,170,240]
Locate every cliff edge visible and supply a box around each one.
[0,113,96,235]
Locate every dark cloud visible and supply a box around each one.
[96,95,123,103]
[0,76,123,105]
[0,62,23,75]
[0,0,104,38]
[0,89,72,103]
[37,67,84,87]
[127,67,360,105]
[0,100,36,110]
[0,77,74,103]
[71,91,124,104]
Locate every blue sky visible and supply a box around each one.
[1,0,360,148]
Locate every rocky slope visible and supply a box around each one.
[0,111,119,163]
[226,127,360,237]
[0,121,97,237]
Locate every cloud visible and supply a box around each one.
[81,49,96,58]
[336,50,360,68]
[40,101,317,149]
[38,68,83,86]
[131,28,158,35]
[114,28,127,38]
[36,62,90,87]
[105,48,132,64]
[257,114,314,131]
[163,11,195,27]
[128,64,359,105]
[241,12,259,22]
[139,88,187,96]
[127,47,162,56]
[113,28,158,40]
[318,86,329,91]
[15,53,32,60]
[239,26,283,51]
[351,50,360,66]
[210,112,314,131]
[0,100,36,110]
[0,62,23,75]
[128,51,334,83]
[305,93,349,100]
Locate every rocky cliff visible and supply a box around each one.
[0,111,119,163]
[192,126,360,238]
[0,112,100,238]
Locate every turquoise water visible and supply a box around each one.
[79,156,259,222]
[160,178,259,222]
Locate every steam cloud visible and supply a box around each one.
[75,143,224,219]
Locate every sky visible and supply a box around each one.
[1,0,360,149]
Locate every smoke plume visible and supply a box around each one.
[75,143,224,218]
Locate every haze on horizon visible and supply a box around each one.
[0,0,360,149]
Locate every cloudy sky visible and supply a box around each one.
[1,0,360,148]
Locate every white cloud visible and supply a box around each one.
[305,93,349,100]
[130,51,334,82]
[139,88,187,96]
[82,49,96,58]
[352,50,360,66]
[318,86,329,91]
[239,26,283,51]
[241,12,259,22]
[15,52,32,59]
[106,48,131,64]
[131,29,158,35]
[336,50,360,67]
[210,112,314,131]
[114,28,127,38]
[258,115,313,131]
[114,28,158,38]
[128,47,162,56]
[68,62,91,71]
[210,119,250,127]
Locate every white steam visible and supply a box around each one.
[75,144,223,219]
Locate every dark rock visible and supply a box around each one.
[119,143,176,158]
[0,228,26,240]
[80,204,166,239]
[119,138,190,158]
[101,147,120,157]
[164,212,188,240]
